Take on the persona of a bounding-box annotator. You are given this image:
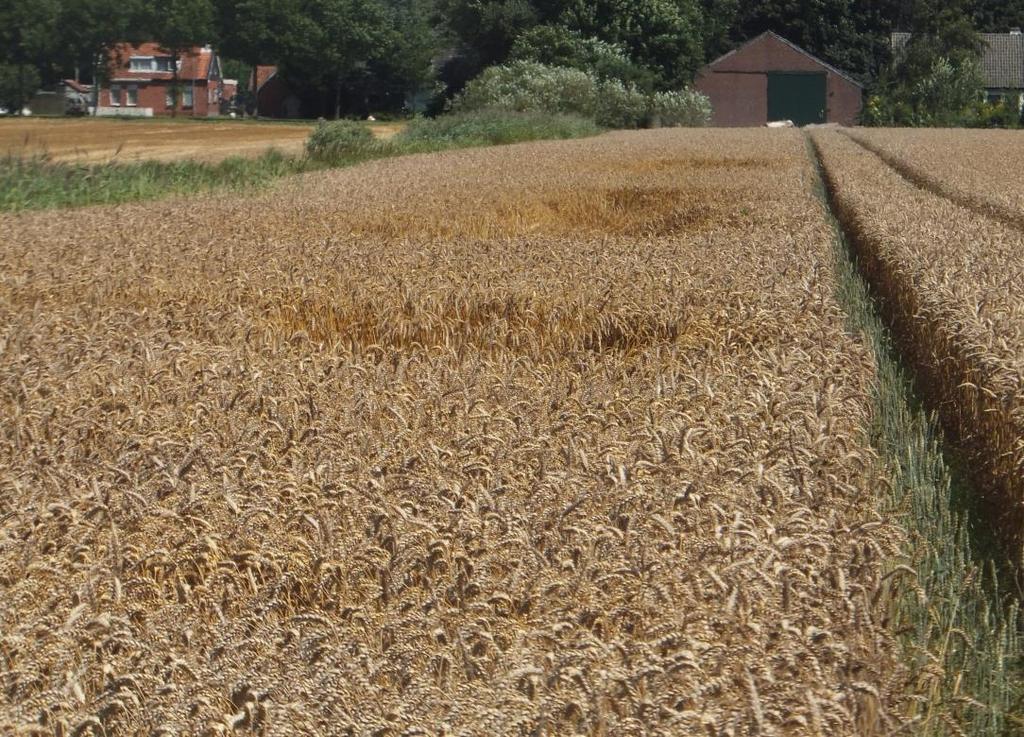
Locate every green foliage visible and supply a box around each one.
[509,25,655,89]
[971,95,1022,128]
[648,89,712,127]
[0,64,42,111]
[0,149,306,211]
[395,109,600,147]
[867,0,989,127]
[438,0,704,91]
[451,61,709,128]
[868,57,985,126]
[305,119,386,162]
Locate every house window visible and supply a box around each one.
[182,86,193,108]
[110,85,121,106]
[126,85,138,106]
[130,56,174,72]
[165,87,175,108]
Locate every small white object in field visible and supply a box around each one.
[229,112,237,119]
[367,115,376,121]
[766,120,794,128]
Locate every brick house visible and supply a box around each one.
[694,31,863,127]
[98,43,224,117]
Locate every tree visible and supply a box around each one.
[509,25,657,88]
[0,0,61,110]
[215,0,298,115]
[149,0,216,116]
[869,0,984,125]
[437,0,704,92]
[282,0,393,118]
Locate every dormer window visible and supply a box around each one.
[129,56,175,72]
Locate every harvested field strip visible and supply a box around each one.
[1,130,914,735]
[810,131,1024,569]
[843,130,1024,232]
[808,134,1023,736]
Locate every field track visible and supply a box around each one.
[844,128,1024,231]
[0,119,404,164]
[2,130,914,735]
[812,129,1024,566]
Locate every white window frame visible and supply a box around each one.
[110,84,121,106]
[165,86,175,109]
[126,84,138,106]
[129,56,154,72]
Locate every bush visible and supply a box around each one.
[305,119,384,163]
[648,90,711,127]
[596,82,651,129]
[453,61,709,129]
[396,110,601,149]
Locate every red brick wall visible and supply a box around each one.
[694,33,862,126]
[102,81,213,116]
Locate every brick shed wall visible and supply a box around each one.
[694,33,862,126]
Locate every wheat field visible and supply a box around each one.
[0,129,921,735]
[0,119,404,164]
[813,129,1024,567]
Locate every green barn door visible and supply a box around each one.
[767,72,826,126]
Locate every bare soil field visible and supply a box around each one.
[0,118,404,163]
[0,129,918,736]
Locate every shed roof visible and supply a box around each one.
[700,31,864,88]
[892,32,1024,89]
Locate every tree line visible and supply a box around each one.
[1,0,1022,119]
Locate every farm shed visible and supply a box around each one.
[694,32,863,127]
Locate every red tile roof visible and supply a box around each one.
[108,42,215,82]
[255,65,278,91]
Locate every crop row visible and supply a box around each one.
[812,129,1024,565]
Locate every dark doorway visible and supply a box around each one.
[767,72,826,126]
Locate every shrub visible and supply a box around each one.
[453,61,709,129]
[396,110,601,149]
[305,119,385,163]
[595,82,651,129]
[648,90,711,127]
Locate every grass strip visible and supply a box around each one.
[0,112,602,212]
[807,134,1024,737]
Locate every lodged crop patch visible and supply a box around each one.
[0,130,912,735]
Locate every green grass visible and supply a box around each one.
[807,135,1024,736]
[0,149,314,211]
[1,112,602,212]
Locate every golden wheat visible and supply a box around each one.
[812,128,1024,565]
[0,129,909,735]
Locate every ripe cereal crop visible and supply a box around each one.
[812,129,1024,566]
[0,128,940,735]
